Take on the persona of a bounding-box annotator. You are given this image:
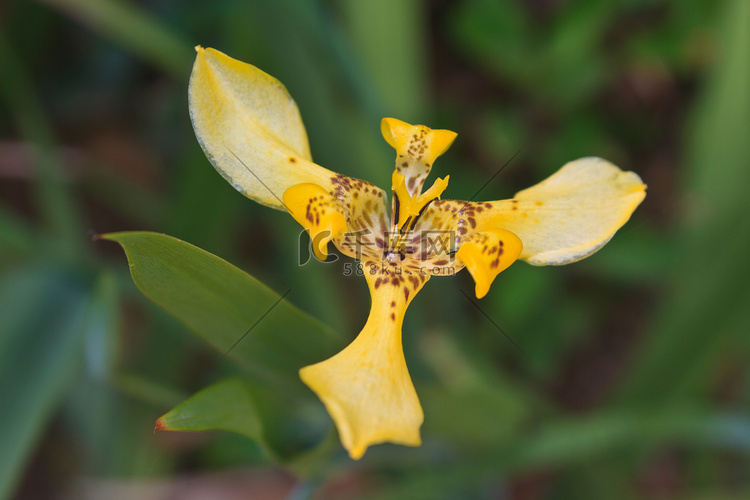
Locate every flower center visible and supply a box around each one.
[378,118,459,269]
[387,171,450,262]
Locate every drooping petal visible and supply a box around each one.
[477,157,646,265]
[299,264,430,459]
[189,46,335,210]
[456,228,523,298]
[418,158,645,266]
[283,183,348,260]
[381,118,457,197]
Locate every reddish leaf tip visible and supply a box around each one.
[154,417,169,432]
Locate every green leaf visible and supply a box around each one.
[156,378,264,441]
[102,231,343,385]
[156,377,330,462]
[0,266,90,500]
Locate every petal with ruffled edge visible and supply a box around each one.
[299,265,430,459]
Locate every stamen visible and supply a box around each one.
[392,171,449,229]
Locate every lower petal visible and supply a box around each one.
[299,264,430,459]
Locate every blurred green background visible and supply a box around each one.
[1,0,749,498]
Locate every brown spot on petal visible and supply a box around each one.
[289,157,297,163]
[408,276,418,289]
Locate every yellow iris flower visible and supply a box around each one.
[188,46,646,460]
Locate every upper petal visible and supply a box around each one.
[189,46,334,210]
[381,118,457,197]
[476,157,646,265]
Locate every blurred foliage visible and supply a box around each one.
[1,0,749,499]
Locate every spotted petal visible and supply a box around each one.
[456,228,523,298]
[299,265,429,459]
[189,46,334,210]
[381,118,457,197]
[283,183,348,261]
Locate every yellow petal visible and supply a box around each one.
[475,157,646,265]
[456,228,523,298]
[381,118,457,197]
[283,183,347,261]
[189,47,334,210]
[300,265,430,459]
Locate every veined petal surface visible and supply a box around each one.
[189,46,334,210]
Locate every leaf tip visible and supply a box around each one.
[94,232,116,242]
[154,417,169,432]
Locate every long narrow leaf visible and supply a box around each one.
[103,232,343,384]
